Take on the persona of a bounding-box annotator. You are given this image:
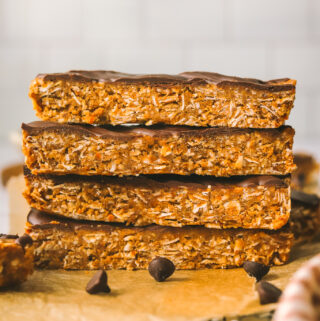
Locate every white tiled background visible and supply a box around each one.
[0,0,320,141]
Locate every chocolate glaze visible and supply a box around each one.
[291,190,320,207]
[15,234,33,249]
[28,208,129,232]
[24,167,289,189]
[0,234,18,239]
[293,153,316,166]
[27,208,289,235]
[22,121,294,140]
[36,70,295,92]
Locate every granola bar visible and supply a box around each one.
[29,71,296,128]
[292,153,319,191]
[0,234,34,287]
[290,190,320,243]
[24,170,291,230]
[22,122,296,177]
[26,209,294,270]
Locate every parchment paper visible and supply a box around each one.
[0,240,320,321]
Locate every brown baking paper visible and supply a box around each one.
[0,240,320,321]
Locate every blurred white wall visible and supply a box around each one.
[0,0,319,141]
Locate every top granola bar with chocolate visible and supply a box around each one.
[29,70,296,128]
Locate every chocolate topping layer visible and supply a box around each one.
[15,234,33,249]
[36,70,294,92]
[27,209,288,235]
[22,121,293,140]
[24,167,288,189]
[291,190,320,207]
[293,153,315,166]
[0,234,19,240]
[28,208,130,231]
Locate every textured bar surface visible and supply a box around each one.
[26,209,293,270]
[24,171,291,229]
[0,235,34,287]
[22,122,296,177]
[290,190,320,243]
[29,71,296,128]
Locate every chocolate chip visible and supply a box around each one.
[148,257,175,282]
[243,261,270,281]
[0,234,18,239]
[86,270,111,294]
[256,281,282,305]
[15,234,33,250]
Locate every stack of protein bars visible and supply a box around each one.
[22,71,297,270]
